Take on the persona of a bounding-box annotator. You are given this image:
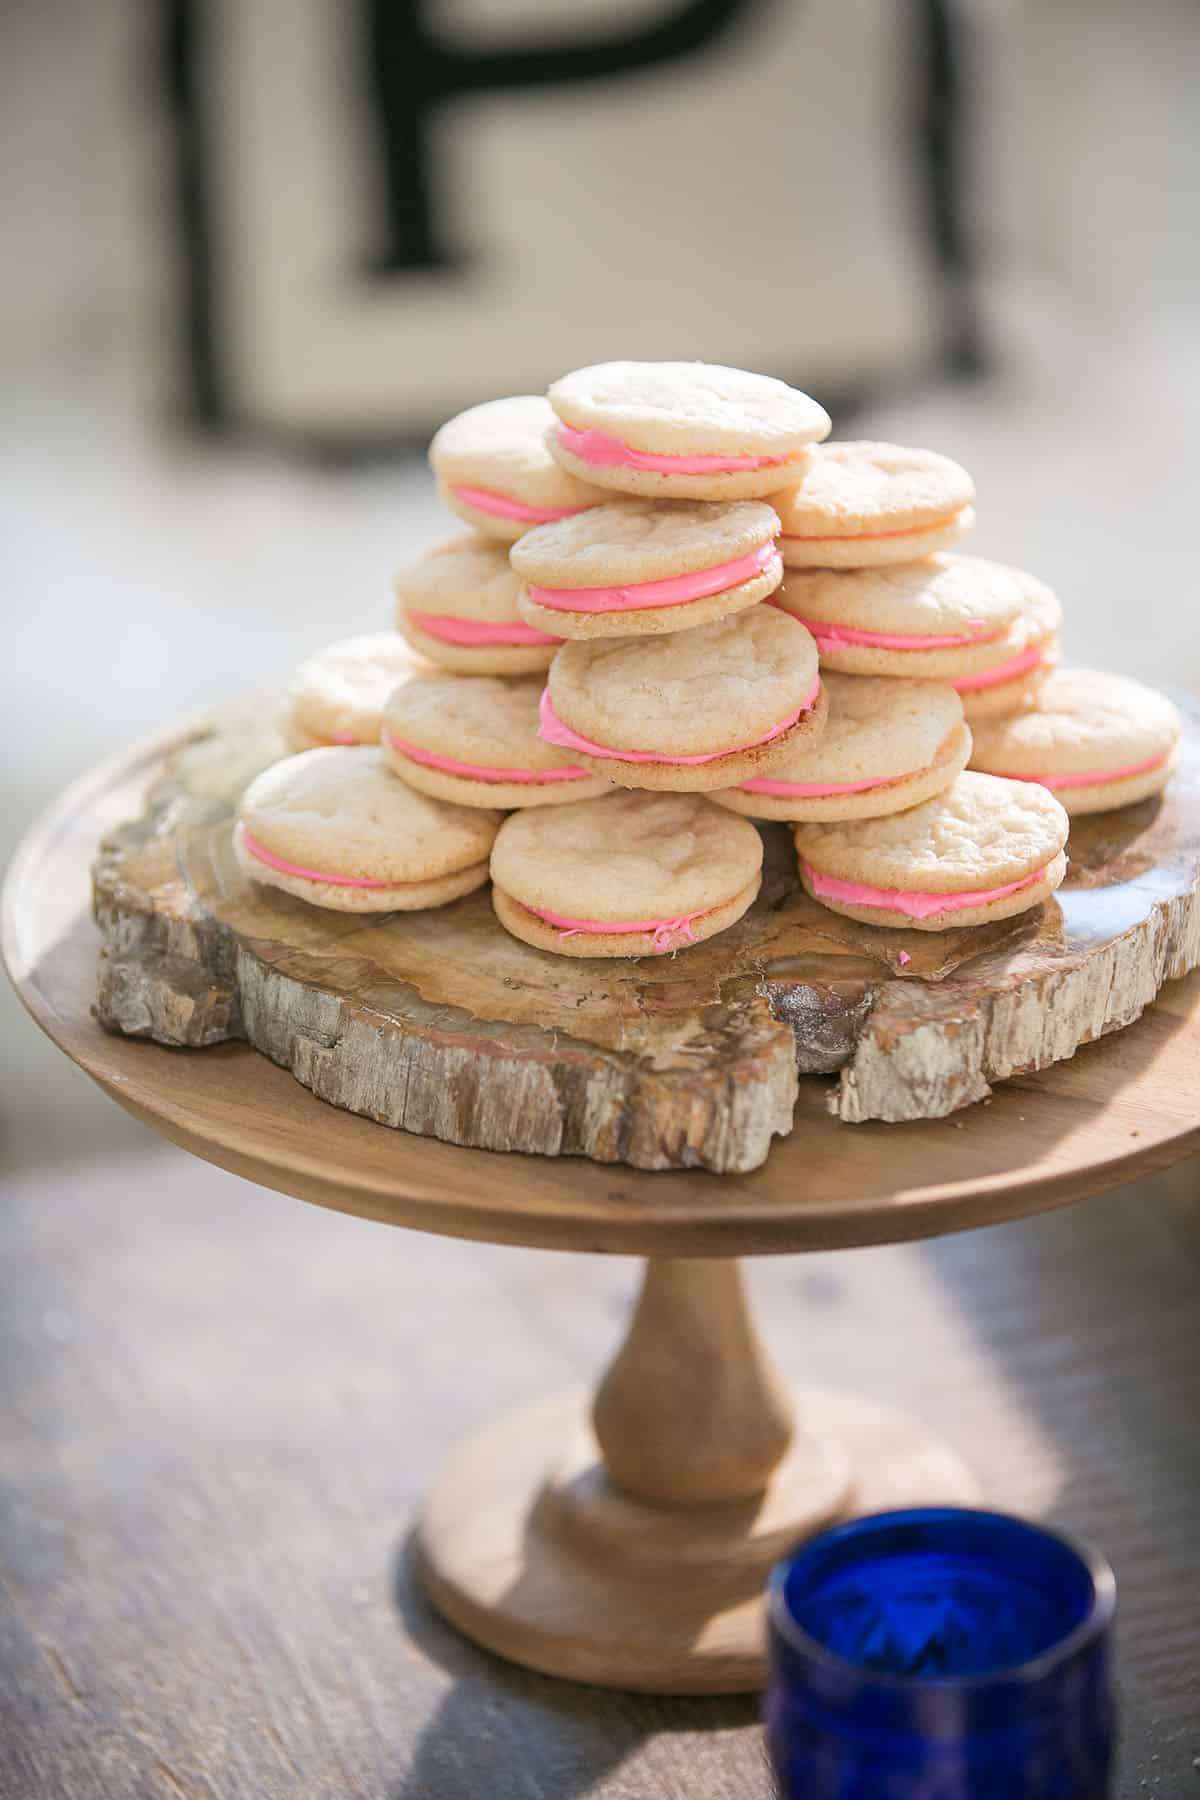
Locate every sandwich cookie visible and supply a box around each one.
[968,668,1181,814]
[547,360,830,501]
[382,673,608,808]
[794,769,1068,931]
[775,441,975,568]
[284,632,426,751]
[511,498,782,640]
[540,606,827,792]
[711,672,970,821]
[775,554,1060,699]
[429,395,606,543]
[394,535,562,674]
[490,790,763,958]
[234,746,499,913]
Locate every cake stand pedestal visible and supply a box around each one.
[417,1256,974,1691]
[6,734,1199,1693]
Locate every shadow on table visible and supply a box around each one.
[391,1534,760,1800]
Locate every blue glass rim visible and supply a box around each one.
[767,1507,1116,1694]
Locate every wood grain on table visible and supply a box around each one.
[1,1103,1197,1799]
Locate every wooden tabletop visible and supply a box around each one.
[2,1106,1197,1798]
[5,727,1200,1256]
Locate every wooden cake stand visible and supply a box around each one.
[5,724,1200,1694]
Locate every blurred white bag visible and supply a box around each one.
[192,0,969,444]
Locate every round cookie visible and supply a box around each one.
[711,672,970,821]
[429,395,606,543]
[546,360,830,500]
[512,498,782,639]
[490,790,763,958]
[394,534,562,674]
[234,746,499,913]
[775,441,975,568]
[541,606,827,792]
[968,668,1181,814]
[774,553,1049,683]
[284,632,427,751]
[382,673,609,808]
[794,770,1069,931]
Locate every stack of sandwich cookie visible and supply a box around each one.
[234,747,500,913]
[395,536,562,673]
[546,361,831,500]
[775,441,975,568]
[968,669,1181,813]
[382,674,608,808]
[794,770,1069,931]
[490,791,763,957]
[284,633,427,751]
[539,607,826,791]
[233,358,1182,967]
[711,672,969,821]
[429,395,606,542]
[511,498,782,639]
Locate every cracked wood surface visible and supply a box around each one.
[89,697,1200,1167]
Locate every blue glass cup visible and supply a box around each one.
[766,1507,1116,1799]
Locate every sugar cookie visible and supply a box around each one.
[490,790,762,957]
[234,746,499,912]
[712,672,970,821]
[775,441,975,568]
[968,668,1180,813]
[382,673,608,808]
[774,554,1035,680]
[547,360,829,500]
[394,534,562,674]
[429,395,606,542]
[512,497,781,639]
[541,606,826,791]
[284,632,426,751]
[794,770,1068,931]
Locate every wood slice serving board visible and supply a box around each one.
[92,697,1200,1173]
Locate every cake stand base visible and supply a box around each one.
[416,1259,977,1694]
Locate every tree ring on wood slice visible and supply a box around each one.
[414,1387,977,1694]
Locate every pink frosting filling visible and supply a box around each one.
[239,825,397,889]
[385,730,590,785]
[802,860,1049,920]
[409,609,562,648]
[953,645,1050,693]
[789,616,1002,653]
[993,751,1170,791]
[741,767,908,799]
[537,676,819,766]
[524,902,706,954]
[450,483,592,524]
[556,422,798,476]
[527,541,779,614]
